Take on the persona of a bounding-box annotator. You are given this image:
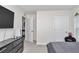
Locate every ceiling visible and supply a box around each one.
[18,5,78,13]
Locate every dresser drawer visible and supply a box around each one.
[10,42,23,53]
[0,47,7,53]
[13,39,23,47]
[0,43,13,53]
[17,47,23,53]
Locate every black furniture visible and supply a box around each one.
[65,36,76,42]
[0,36,24,53]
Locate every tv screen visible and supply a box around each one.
[0,6,14,28]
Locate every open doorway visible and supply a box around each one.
[22,16,25,39]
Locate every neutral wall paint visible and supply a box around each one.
[0,5,24,41]
[37,11,72,45]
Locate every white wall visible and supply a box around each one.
[37,11,72,45]
[0,5,24,41]
[33,14,37,41]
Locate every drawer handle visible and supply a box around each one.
[0,48,7,52]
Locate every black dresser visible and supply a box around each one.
[0,36,24,53]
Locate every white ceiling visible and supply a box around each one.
[18,5,78,13]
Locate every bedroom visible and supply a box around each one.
[23,5,79,53]
[0,5,79,53]
[15,5,79,53]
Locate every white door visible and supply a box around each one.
[26,15,34,42]
[29,16,34,42]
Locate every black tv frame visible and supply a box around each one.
[0,5,14,28]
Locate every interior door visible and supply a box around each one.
[26,15,34,42]
[29,15,34,42]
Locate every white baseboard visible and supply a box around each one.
[36,42,48,45]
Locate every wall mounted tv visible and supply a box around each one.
[0,6,14,28]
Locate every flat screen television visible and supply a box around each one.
[0,6,14,28]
